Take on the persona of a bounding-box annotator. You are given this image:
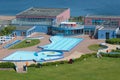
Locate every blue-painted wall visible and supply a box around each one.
[34,25,48,33]
[98,30,116,39]
[12,30,23,36]
[12,26,36,37]
[84,25,96,30]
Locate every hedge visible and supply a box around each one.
[106,38,120,44]
[0,62,15,68]
[28,53,96,68]
[99,52,120,58]
[112,49,120,52]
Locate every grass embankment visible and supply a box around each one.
[88,44,106,52]
[0,57,120,80]
[10,39,40,49]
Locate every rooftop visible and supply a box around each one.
[16,26,33,31]
[17,7,69,17]
[85,15,120,18]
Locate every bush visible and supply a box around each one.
[0,62,15,68]
[106,38,120,44]
[28,64,37,67]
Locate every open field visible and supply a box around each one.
[0,57,120,80]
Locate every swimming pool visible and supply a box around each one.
[3,51,63,62]
[39,36,83,51]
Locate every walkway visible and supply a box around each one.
[98,43,117,53]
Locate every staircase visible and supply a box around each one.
[93,26,104,38]
[15,62,27,73]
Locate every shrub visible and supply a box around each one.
[0,62,15,68]
[0,26,16,36]
[28,53,96,68]
[112,49,120,52]
[106,38,120,44]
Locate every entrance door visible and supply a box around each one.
[106,32,109,39]
[21,32,26,36]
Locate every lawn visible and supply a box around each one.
[10,39,40,49]
[0,57,120,80]
[88,44,105,52]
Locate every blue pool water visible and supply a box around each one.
[39,36,83,51]
[3,51,63,61]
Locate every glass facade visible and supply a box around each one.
[12,18,54,26]
[48,26,84,36]
[92,19,119,26]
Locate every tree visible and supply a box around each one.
[0,25,16,36]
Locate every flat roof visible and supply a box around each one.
[17,7,69,17]
[85,15,120,18]
[16,26,33,31]
[99,27,117,30]
[61,22,76,24]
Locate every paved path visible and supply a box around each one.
[98,43,117,53]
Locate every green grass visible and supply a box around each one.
[0,57,120,80]
[88,44,104,52]
[10,39,40,49]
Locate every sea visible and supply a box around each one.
[0,0,120,16]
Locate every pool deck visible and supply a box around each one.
[0,33,105,62]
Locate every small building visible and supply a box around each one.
[12,26,36,37]
[84,15,120,39]
[98,27,117,39]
